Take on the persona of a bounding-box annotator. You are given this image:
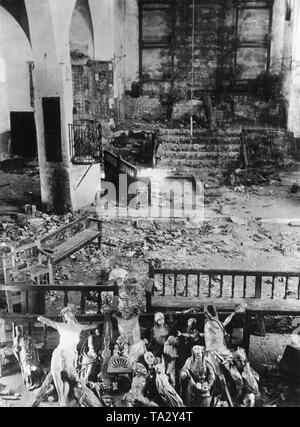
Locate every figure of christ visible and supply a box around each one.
[38,307,97,407]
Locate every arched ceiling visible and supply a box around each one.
[0,0,31,43]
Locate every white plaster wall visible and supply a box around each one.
[270,0,286,74]
[0,60,9,134]
[0,5,33,113]
[71,163,101,210]
[70,0,94,59]
[89,0,113,61]
[112,0,139,98]
[287,0,300,137]
[124,0,139,89]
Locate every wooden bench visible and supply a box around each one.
[40,216,102,265]
[147,266,300,312]
[147,266,300,353]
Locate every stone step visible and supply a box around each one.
[160,151,240,160]
[158,135,241,144]
[159,158,239,168]
[158,128,241,137]
[162,143,240,152]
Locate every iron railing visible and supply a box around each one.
[69,119,102,165]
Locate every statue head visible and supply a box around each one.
[154,312,165,327]
[61,305,77,324]
[144,351,156,368]
[188,318,197,329]
[205,305,218,320]
[15,324,26,337]
[192,345,205,360]
[155,363,165,375]
[133,363,148,378]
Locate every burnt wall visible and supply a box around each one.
[72,61,113,122]
[0,130,11,161]
[119,0,286,128]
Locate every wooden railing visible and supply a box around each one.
[0,282,119,347]
[103,150,151,207]
[0,282,118,316]
[148,266,300,314]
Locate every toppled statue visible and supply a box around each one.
[79,325,102,383]
[13,325,44,391]
[123,363,158,408]
[155,363,184,407]
[149,312,170,359]
[180,345,215,407]
[38,306,98,407]
[177,318,202,365]
[204,304,259,407]
[163,335,179,388]
[204,304,247,357]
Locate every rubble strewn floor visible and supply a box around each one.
[1,164,300,407]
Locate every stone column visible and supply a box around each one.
[25,0,76,213]
[287,0,300,137]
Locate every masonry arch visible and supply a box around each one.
[70,0,95,64]
[0,5,36,159]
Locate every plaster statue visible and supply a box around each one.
[204,304,247,357]
[38,306,97,407]
[180,345,215,407]
[163,335,179,388]
[123,363,158,408]
[155,363,184,407]
[149,312,170,359]
[79,325,102,383]
[13,325,44,391]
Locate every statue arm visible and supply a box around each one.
[37,316,58,330]
[223,313,235,328]
[206,363,216,390]
[80,324,97,332]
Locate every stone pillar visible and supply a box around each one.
[0,58,10,161]
[124,0,139,90]
[25,0,76,213]
[287,0,300,137]
[270,0,286,74]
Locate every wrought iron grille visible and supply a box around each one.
[69,119,102,164]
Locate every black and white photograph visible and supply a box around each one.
[0,0,300,410]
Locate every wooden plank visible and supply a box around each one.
[0,313,104,322]
[0,281,118,293]
[151,296,300,314]
[40,217,85,244]
[52,229,100,264]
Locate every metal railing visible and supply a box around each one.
[69,120,102,165]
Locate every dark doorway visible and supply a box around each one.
[10,112,37,159]
[42,97,62,163]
